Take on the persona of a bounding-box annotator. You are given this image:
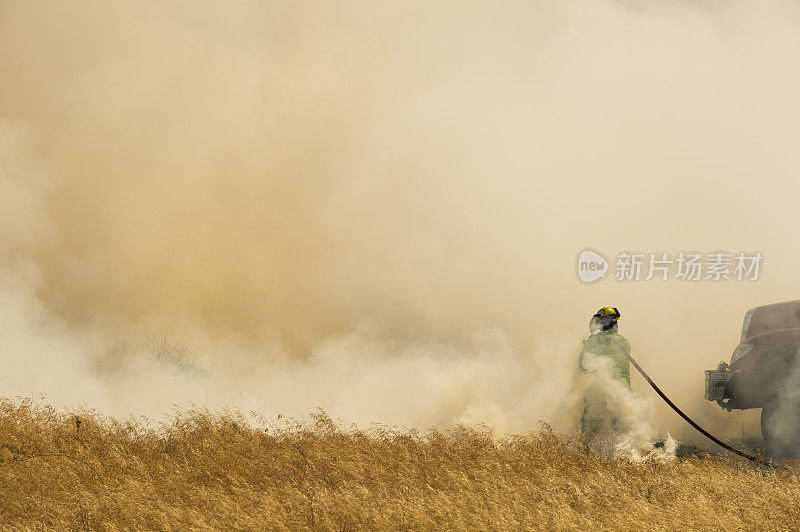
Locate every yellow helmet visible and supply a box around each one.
[596,307,620,320]
[590,307,620,332]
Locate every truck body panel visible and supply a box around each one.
[705,301,800,411]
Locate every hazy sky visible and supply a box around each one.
[0,1,798,440]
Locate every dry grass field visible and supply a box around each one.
[0,398,798,530]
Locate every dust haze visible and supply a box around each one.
[1,1,799,442]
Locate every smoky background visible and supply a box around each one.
[1,0,799,444]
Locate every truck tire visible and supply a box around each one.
[761,402,800,461]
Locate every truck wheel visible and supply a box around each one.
[761,403,800,462]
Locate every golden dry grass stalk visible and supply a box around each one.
[0,399,798,530]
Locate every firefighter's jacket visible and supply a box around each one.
[579,331,631,388]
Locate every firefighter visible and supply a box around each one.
[578,306,631,436]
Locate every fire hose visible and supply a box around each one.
[623,350,782,469]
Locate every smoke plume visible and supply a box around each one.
[1,1,799,443]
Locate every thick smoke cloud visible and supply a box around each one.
[1,1,799,442]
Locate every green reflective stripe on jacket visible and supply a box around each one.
[579,331,631,388]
